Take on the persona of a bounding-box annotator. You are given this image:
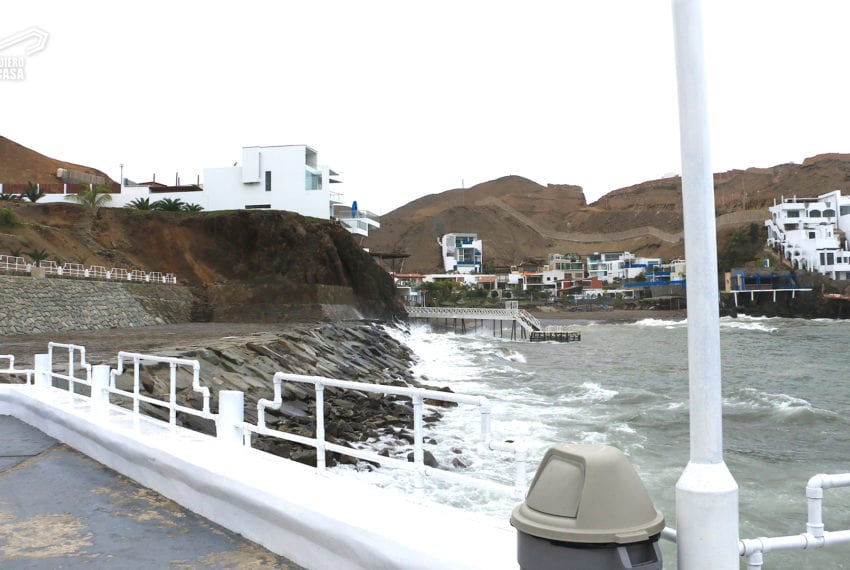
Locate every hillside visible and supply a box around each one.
[365,154,850,273]
[0,136,118,193]
[0,203,404,321]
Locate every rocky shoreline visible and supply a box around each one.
[17,321,453,470]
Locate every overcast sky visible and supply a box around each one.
[3,1,850,214]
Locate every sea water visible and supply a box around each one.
[366,316,850,569]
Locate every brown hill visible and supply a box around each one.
[0,135,118,193]
[365,155,850,273]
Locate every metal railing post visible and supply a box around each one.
[315,383,326,470]
[413,392,425,493]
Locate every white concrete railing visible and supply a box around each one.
[252,372,528,499]
[0,344,525,502]
[0,252,177,284]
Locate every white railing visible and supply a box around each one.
[89,265,108,279]
[128,270,147,282]
[60,263,87,278]
[406,306,542,333]
[0,343,527,504]
[47,342,92,394]
[109,351,212,425]
[0,255,30,273]
[0,251,177,285]
[738,473,850,568]
[0,355,32,383]
[251,371,528,498]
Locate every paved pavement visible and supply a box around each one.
[0,416,304,569]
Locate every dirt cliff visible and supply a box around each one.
[0,203,405,322]
[365,155,850,273]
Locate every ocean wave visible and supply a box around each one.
[720,321,778,333]
[725,388,841,421]
[629,318,687,328]
[557,381,618,404]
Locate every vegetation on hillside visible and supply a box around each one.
[65,185,113,208]
[717,223,766,273]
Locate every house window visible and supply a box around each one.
[265,171,272,192]
[809,231,816,239]
[305,171,322,191]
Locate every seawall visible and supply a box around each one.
[0,274,194,335]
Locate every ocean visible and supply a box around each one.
[354,316,850,569]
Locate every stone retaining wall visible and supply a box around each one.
[0,274,194,336]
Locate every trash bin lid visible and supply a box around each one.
[511,444,665,544]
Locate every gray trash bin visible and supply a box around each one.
[511,444,665,570]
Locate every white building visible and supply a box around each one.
[441,233,483,274]
[31,145,380,237]
[586,252,664,284]
[765,190,850,279]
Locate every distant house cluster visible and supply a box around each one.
[394,236,687,306]
[2,144,380,238]
[765,190,850,280]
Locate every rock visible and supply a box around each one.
[407,450,440,468]
[451,456,469,469]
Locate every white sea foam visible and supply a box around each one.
[721,320,778,333]
[630,318,687,328]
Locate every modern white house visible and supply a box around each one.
[440,233,483,274]
[765,190,850,279]
[24,145,380,237]
[586,251,665,284]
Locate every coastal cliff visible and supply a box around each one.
[0,203,405,323]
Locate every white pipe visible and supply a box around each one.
[807,473,850,537]
[259,372,526,495]
[413,393,425,493]
[671,0,739,568]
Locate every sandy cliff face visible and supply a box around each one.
[365,155,850,272]
[0,204,405,321]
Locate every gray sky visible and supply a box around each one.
[3,1,850,214]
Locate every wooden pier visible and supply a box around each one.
[406,303,581,342]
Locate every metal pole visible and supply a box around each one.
[672,1,739,568]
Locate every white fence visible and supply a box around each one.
[0,343,528,501]
[0,253,176,284]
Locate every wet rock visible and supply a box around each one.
[407,450,440,468]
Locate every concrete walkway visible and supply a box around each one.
[0,416,302,569]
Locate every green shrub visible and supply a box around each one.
[0,208,18,227]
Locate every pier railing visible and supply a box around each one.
[251,372,528,498]
[0,343,527,502]
[407,305,543,334]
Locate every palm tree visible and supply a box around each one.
[66,184,113,208]
[151,197,186,211]
[24,248,50,267]
[22,182,45,203]
[181,203,204,212]
[127,197,152,210]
